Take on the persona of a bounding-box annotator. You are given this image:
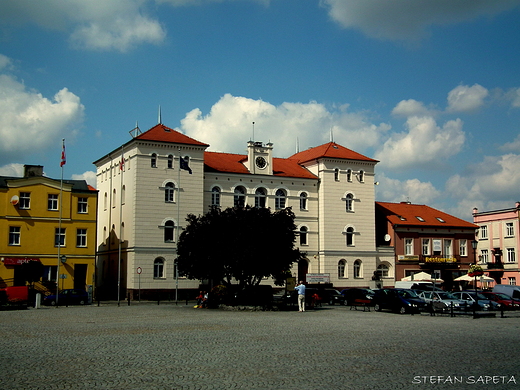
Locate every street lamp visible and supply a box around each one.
[471,240,478,315]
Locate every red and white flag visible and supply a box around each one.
[60,140,66,167]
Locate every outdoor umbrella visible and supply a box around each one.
[454,274,494,282]
[402,271,444,283]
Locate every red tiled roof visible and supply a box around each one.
[135,124,209,147]
[289,142,378,164]
[376,202,478,229]
[204,152,318,179]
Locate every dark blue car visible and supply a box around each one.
[373,288,427,314]
[43,289,90,306]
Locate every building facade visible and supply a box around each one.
[0,165,98,296]
[473,203,520,286]
[375,201,479,291]
[94,124,391,299]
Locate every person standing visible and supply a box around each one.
[295,281,306,312]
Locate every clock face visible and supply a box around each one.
[255,156,267,169]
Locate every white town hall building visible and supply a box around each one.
[93,123,393,300]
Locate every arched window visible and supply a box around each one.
[165,182,175,203]
[358,170,365,182]
[299,226,308,246]
[112,189,116,208]
[154,257,165,279]
[164,220,175,243]
[122,185,126,205]
[346,226,355,246]
[377,263,389,278]
[255,187,267,208]
[104,192,107,210]
[334,168,340,181]
[211,186,221,207]
[353,259,362,278]
[346,169,352,182]
[151,153,157,168]
[275,189,286,209]
[234,186,246,208]
[345,193,354,212]
[299,192,308,210]
[167,154,174,169]
[338,260,347,278]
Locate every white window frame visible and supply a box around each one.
[154,258,165,279]
[78,197,88,214]
[481,249,489,264]
[165,182,175,203]
[299,226,308,246]
[422,239,430,256]
[506,248,516,263]
[55,228,66,247]
[19,192,31,209]
[211,186,221,207]
[76,228,87,247]
[459,239,467,257]
[48,194,59,211]
[405,238,413,256]
[444,239,453,256]
[480,225,488,239]
[275,189,287,210]
[299,192,308,211]
[506,222,514,237]
[9,226,21,246]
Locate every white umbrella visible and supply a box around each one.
[454,274,494,282]
[402,271,443,283]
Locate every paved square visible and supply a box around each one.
[0,304,518,389]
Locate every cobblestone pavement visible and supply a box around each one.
[0,303,519,390]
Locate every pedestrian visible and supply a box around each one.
[196,291,204,308]
[295,281,306,312]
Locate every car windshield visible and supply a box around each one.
[492,293,510,300]
[398,289,419,298]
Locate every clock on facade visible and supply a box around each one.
[255,156,267,169]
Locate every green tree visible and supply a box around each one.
[176,206,303,289]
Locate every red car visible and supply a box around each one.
[480,292,520,310]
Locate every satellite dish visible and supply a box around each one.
[384,234,391,242]
[10,195,19,206]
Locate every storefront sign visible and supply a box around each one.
[1,257,41,265]
[424,257,456,263]
[398,255,419,261]
[306,273,330,283]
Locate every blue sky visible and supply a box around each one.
[1,0,520,221]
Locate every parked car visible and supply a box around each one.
[395,281,443,292]
[310,288,345,305]
[492,285,520,300]
[373,288,427,314]
[341,288,375,306]
[451,291,499,311]
[43,289,90,306]
[417,291,467,311]
[480,292,520,310]
[0,286,29,309]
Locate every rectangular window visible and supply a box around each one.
[78,197,88,213]
[444,239,452,256]
[19,192,31,209]
[481,249,489,263]
[405,238,413,255]
[509,277,517,286]
[422,239,430,255]
[507,248,516,263]
[55,228,65,247]
[459,239,467,257]
[42,266,57,282]
[48,194,59,210]
[480,225,488,239]
[9,226,21,245]
[76,229,87,247]
[506,222,514,237]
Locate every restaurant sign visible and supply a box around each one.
[424,257,456,263]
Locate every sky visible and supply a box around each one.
[1,0,520,221]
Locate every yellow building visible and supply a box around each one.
[0,165,97,297]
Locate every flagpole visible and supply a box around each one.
[117,146,124,306]
[176,148,181,303]
[56,139,65,307]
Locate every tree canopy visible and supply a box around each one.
[176,206,304,289]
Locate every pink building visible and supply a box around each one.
[472,203,520,287]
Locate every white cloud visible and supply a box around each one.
[321,0,520,41]
[0,66,84,164]
[392,99,437,117]
[180,94,390,157]
[1,0,166,52]
[446,84,488,112]
[72,171,97,188]
[0,163,24,177]
[376,173,441,205]
[500,134,520,152]
[0,54,14,72]
[374,116,465,170]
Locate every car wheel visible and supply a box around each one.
[50,300,56,306]
[374,303,381,312]
[399,306,407,314]
[79,299,86,305]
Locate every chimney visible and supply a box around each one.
[24,165,44,178]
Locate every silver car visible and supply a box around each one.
[452,291,499,311]
[418,291,467,311]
